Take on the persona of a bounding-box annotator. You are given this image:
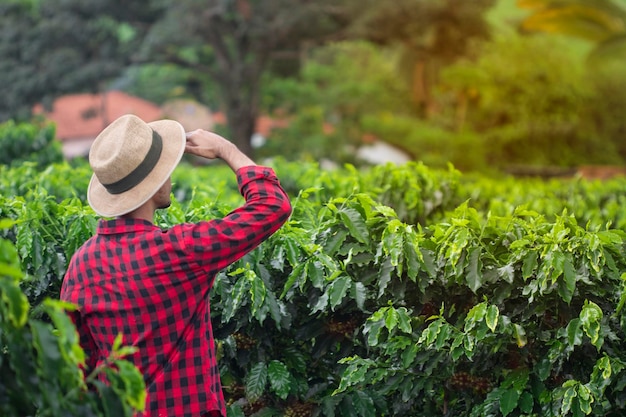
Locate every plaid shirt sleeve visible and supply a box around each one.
[176,165,292,277]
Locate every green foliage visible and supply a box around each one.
[259,41,411,163]
[457,173,626,230]
[0,0,163,121]
[437,33,618,168]
[2,156,626,415]
[0,119,63,168]
[0,221,145,417]
[518,0,626,63]
[145,0,355,154]
[360,112,491,172]
[120,63,221,108]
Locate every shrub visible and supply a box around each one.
[0,119,63,168]
[0,219,145,417]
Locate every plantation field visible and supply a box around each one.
[1,157,626,417]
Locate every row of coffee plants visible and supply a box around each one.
[0,220,145,417]
[2,154,626,415]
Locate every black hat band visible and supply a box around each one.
[101,130,163,195]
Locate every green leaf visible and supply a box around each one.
[283,346,307,374]
[0,278,29,327]
[385,307,399,332]
[519,391,534,413]
[43,300,85,366]
[435,323,451,350]
[115,360,147,411]
[311,291,329,314]
[364,317,385,347]
[536,357,552,381]
[227,404,245,417]
[281,262,305,299]
[248,271,267,316]
[307,260,325,289]
[329,276,352,310]
[498,264,515,284]
[0,237,21,275]
[503,368,530,391]
[382,220,404,271]
[466,246,483,292]
[558,254,576,303]
[31,320,62,374]
[284,236,301,266]
[268,360,291,400]
[420,248,436,279]
[334,357,374,394]
[396,307,412,334]
[94,381,127,417]
[16,223,33,264]
[486,304,499,332]
[451,334,465,361]
[548,249,565,284]
[0,218,15,229]
[352,391,375,417]
[421,319,443,346]
[616,273,626,314]
[567,318,583,347]
[223,276,249,322]
[464,302,487,332]
[324,229,349,255]
[339,208,369,244]
[112,333,124,352]
[500,387,521,417]
[561,384,577,416]
[0,262,22,279]
[246,362,268,402]
[264,291,285,329]
[319,396,338,417]
[577,384,593,414]
[377,258,393,298]
[404,239,420,281]
[580,300,603,348]
[350,281,366,310]
[522,250,538,279]
[513,323,527,348]
[402,343,418,368]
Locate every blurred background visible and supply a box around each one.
[1,0,625,177]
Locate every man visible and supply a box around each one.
[60,114,292,417]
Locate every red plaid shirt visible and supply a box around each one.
[61,166,291,417]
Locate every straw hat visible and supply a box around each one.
[87,114,185,217]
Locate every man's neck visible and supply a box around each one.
[119,205,155,223]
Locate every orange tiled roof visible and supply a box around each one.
[211,111,289,138]
[34,90,163,141]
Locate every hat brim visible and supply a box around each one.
[87,119,186,217]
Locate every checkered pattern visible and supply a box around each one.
[61,166,291,417]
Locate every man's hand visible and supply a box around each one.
[185,129,256,171]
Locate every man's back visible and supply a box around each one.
[62,165,292,417]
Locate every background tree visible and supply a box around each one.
[0,0,164,122]
[347,0,496,118]
[0,119,63,168]
[437,33,609,169]
[518,0,626,62]
[517,0,626,161]
[259,41,411,163]
[143,0,353,156]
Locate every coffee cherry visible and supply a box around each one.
[233,332,257,350]
[284,401,313,417]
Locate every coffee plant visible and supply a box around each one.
[0,220,145,417]
[0,119,63,168]
[1,122,626,416]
